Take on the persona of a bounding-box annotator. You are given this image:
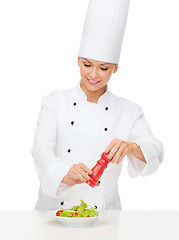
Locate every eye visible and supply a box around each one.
[83,64,108,70]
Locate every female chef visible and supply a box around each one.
[31,0,164,210]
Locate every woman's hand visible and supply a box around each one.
[62,162,93,186]
[104,138,146,164]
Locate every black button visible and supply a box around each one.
[95,206,97,209]
[104,128,108,131]
[60,201,64,205]
[67,149,71,153]
[105,107,108,110]
[71,121,74,125]
[98,181,100,184]
[73,102,76,106]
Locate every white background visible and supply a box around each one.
[0,0,178,210]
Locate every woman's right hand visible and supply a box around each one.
[61,162,93,186]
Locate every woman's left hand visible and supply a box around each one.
[104,138,135,164]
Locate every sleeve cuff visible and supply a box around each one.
[41,160,71,199]
[127,139,164,177]
[56,182,71,198]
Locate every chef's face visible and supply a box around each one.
[78,57,118,92]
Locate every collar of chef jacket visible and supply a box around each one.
[75,80,111,108]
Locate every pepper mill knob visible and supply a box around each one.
[86,151,112,188]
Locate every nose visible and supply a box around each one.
[90,67,98,79]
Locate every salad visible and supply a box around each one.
[56,200,98,218]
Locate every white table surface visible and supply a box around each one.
[0,210,179,240]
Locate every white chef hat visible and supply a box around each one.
[78,0,130,64]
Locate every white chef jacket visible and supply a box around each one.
[31,80,164,210]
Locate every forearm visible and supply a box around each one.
[130,142,147,163]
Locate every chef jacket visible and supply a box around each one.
[31,80,164,210]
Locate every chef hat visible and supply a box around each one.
[78,0,130,64]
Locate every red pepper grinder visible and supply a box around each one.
[86,151,112,188]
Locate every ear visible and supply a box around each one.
[78,57,80,66]
[113,64,118,73]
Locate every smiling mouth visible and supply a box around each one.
[87,78,100,85]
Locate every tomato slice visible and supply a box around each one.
[56,210,63,216]
[71,212,78,217]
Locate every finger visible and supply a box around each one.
[111,144,125,163]
[76,164,91,180]
[69,171,79,180]
[74,164,91,181]
[79,162,92,175]
[70,168,86,182]
[108,142,122,160]
[104,139,116,154]
[116,149,128,164]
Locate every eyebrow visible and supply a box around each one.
[83,58,110,65]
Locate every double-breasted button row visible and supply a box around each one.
[70,122,107,131]
[73,102,108,110]
[60,201,97,208]
[67,102,109,153]
[104,106,109,131]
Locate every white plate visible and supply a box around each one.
[54,211,101,227]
